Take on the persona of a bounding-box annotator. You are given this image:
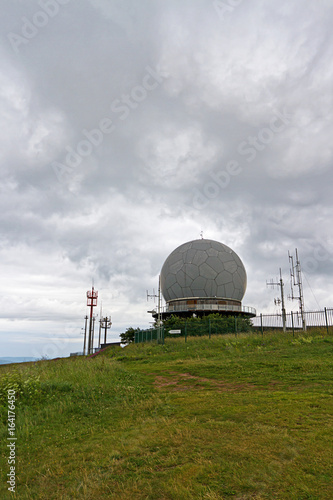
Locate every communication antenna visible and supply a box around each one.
[266,268,287,331]
[147,275,162,342]
[147,288,156,301]
[101,316,112,345]
[200,230,204,239]
[288,248,306,331]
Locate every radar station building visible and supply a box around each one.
[151,238,256,320]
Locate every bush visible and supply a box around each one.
[120,327,144,344]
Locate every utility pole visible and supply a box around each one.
[289,249,306,331]
[83,315,88,355]
[86,286,98,355]
[267,268,287,331]
[91,316,96,353]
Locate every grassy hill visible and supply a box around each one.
[1,329,333,499]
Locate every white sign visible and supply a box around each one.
[169,329,181,334]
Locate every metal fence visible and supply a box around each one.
[134,308,333,344]
[135,328,161,344]
[251,308,333,332]
[135,316,251,344]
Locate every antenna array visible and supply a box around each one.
[266,268,287,331]
[288,248,306,331]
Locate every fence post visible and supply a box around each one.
[260,313,263,337]
[324,307,329,335]
[291,311,294,337]
[185,319,187,343]
[235,316,237,337]
[209,317,211,339]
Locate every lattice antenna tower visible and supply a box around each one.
[266,268,287,331]
[288,248,306,331]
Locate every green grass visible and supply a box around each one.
[1,329,333,499]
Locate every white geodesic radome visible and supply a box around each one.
[160,239,247,302]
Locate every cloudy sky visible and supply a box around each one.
[1,0,333,358]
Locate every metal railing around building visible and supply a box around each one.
[155,303,256,315]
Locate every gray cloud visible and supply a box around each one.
[1,0,333,357]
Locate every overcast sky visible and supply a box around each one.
[1,0,333,358]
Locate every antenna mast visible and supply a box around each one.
[266,268,287,331]
[83,315,88,355]
[101,316,112,345]
[147,275,162,342]
[98,301,103,349]
[288,248,306,331]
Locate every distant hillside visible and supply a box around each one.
[0,357,37,365]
